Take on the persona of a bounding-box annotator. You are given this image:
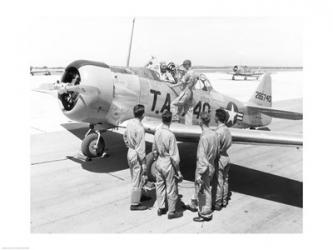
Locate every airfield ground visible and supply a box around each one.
[30,71,302,233]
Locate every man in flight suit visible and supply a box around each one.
[123,104,149,211]
[213,108,232,210]
[167,61,177,83]
[171,60,199,121]
[186,112,219,222]
[152,110,183,219]
[159,62,175,83]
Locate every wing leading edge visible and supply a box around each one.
[143,119,302,147]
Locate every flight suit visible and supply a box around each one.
[152,124,180,214]
[191,126,218,219]
[123,118,146,206]
[214,124,232,207]
[171,70,197,119]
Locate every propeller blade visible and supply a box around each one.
[33,82,100,96]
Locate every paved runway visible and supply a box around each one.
[30,72,303,233]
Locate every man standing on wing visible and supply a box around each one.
[171,60,199,121]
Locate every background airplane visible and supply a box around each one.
[30,66,65,76]
[35,59,302,160]
[229,65,263,80]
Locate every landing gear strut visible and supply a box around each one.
[81,124,106,158]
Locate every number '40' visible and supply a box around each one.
[193,101,211,119]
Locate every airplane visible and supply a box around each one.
[30,66,64,76]
[228,65,263,80]
[35,60,302,159]
[34,18,302,166]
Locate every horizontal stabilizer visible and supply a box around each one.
[246,105,303,120]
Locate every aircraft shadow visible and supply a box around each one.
[178,142,303,208]
[62,123,303,208]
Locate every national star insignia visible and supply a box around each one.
[227,104,238,124]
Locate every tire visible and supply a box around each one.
[244,77,247,80]
[146,152,158,182]
[81,133,105,158]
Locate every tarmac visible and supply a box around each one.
[30,71,303,233]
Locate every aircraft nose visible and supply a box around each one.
[58,60,114,124]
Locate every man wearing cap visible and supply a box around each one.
[123,104,149,211]
[213,108,233,210]
[186,112,219,222]
[152,110,183,219]
[171,59,199,121]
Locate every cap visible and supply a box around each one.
[182,59,192,67]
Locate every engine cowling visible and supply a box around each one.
[58,60,115,125]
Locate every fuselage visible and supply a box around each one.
[59,60,271,130]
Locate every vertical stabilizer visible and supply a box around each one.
[248,73,272,107]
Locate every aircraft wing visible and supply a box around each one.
[142,119,302,147]
[246,105,303,120]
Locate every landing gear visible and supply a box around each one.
[232,75,235,80]
[81,125,106,158]
[244,76,247,80]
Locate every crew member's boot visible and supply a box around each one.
[168,211,183,219]
[130,204,148,211]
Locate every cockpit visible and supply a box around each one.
[194,73,212,91]
[129,67,161,81]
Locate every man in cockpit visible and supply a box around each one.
[167,62,177,84]
[159,62,175,83]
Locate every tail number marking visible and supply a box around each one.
[255,91,271,103]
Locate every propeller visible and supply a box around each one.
[33,82,100,97]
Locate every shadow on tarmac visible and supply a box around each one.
[62,123,303,208]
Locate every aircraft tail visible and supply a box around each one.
[246,73,303,120]
[248,73,272,107]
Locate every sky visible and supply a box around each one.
[28,17,302,67]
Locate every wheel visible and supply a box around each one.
[232,76,235,80]
[81,133,105,158]
[146,152,158,182]
[244,77,247,80]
